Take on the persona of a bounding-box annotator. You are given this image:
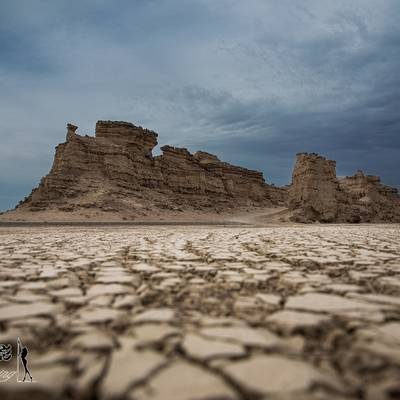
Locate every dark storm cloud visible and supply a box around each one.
[0,0,399,210]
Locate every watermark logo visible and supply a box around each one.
[0,338,34,383]
[0,370,16,383]
[0,344,12,362]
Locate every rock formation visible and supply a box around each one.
[338,171,400,222]
[3,121,399,223]
[289,153,400,223]
[14,121,285,218]
[288,153,341,222]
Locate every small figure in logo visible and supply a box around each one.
[17,338,33,382]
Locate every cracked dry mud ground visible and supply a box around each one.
[0,225,399,400]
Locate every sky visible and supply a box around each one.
[1,0,399,211]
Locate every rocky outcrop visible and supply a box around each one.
[289,153,400,223]
[6,121,399,223]
[338,171,400,222]
[288,153,341,222]
[15,121,286,217]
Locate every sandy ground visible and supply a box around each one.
[0,224,399,399]
[0,206,292,225]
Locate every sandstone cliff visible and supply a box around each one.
[288,153,341,222]
[3,121,399,223]
[338,171,400,222]
[289,153,400,223]
[13,121,285,219]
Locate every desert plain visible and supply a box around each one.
[0,223,399,400]
[2,1,400,399]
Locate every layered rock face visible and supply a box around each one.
[8,121,399,223]
[338,171,400,222]
[289,153,341,222]
[289,153,400,223]
[18,121,285,216]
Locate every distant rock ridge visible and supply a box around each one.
[4,121,399,223]
[289,153,400,223]
[15,121,286,216]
